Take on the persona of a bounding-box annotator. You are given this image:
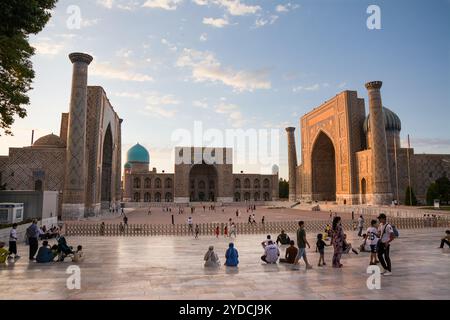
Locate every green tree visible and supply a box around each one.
[279,178,289,199]
[0,0,57,135]
[426,182,439,206]
[405,186,417,206]
[435,176,450,204]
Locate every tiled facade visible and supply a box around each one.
[287,81,450,205]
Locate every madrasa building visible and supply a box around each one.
[286,81,450,205]
[0,52,122,220]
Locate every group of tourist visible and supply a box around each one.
[0,219,84,265]
[203,243,239,267]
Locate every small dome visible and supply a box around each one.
[124,162,132,169]
[363,107,401,135]
[127,143,150,163]
[33,134,66,148]
[272,164,279,175]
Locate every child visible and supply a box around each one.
[195,225,200,239]
[215,226,220,238]
[316,234,328,266]
[9,223,19,259]
[0,242,10,264]
[366,220,380,265]
[72,245,84,263]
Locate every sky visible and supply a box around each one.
[1,0,449,179]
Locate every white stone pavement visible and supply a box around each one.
[0,228,449,300]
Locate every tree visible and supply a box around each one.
[279,178,289,199]
[0,0,57,135]
[435,176,450,205]
[404,186,417,206]
[426,182,439,206]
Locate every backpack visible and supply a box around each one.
[26,225,34,238]
[391,225,399,238]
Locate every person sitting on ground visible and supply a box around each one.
[439,230,450,248]
[204,246,220,267]
[56,235,74,261]
[279,240,298,264]
[343,234,359,255]
[72,245,84,263]
[359,234,371,252]
[261,235,272,248]
[36,241,56,263]
[0,242,10,264]
[261,240,280,264]
[276,230,290,245]
[225,243,239,267]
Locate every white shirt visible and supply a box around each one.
[378,223,393,243]
[366,226,379,246]
[264,244,280,263]
[358,217,364,228]
[187,218,193,225]
[9,229,17,242]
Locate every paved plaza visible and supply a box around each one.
[0,228,449,300]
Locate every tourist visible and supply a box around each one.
[248,215,252,224]
[261,240,280,264]
[123,215,128,226]
[215,225,220,238]
[261,216,265,225]
[357,215,364,237]
[72,245,84,263]
[100,222,105,236]
[8,223,19,259]
[377,213,395,276]
[261,235,272,248]
[0,242,9,264]
[36,241,56,263]
[236,210,239,219]
[119,222,125,233]
[316,233,329,267]
[225,243,239,267]
[230,223,237,238]
[324,224,332,240]
[293,221,313,270]
[280,240,298,264]
[224,225,228,237]
[331,216,344,268]
[252,213,256,224]
[204,246,220,268]
[26,219,40,261]
[148,208,151,215]
[439,230,450,248]
[187,217,193,233]
[195,224,200,239]
[342,234,359,255]
[359,234,372,253]
[366,220,380,264]
[56,235,74,262]
[276,230,291,245]
[351,211,355,221]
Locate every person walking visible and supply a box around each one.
[187,217,193,234]
[293,221,313,270]
[357,215,364,237]
[331,216,344,268]
[8,223,19,259]
[215,225,220,238]
[195,224,200,239]
[230,223,237,238]
[26,219,40,261]
[439,230,450,248]
[377,213,395,276]
[123,215,128,226]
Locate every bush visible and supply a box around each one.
[405,186,417,206]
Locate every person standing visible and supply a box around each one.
[230,223,237,238]
[8,223,19,259]
[26,219,40,261]
[195,224,200,239]
[366,219,379,265]
[331,216,344,268]
[123,215,128,226]
[357,215,364,237]
[377,213,395,276]
[215,225,220,238]
[187,217,193,234]
[293,221,313,270]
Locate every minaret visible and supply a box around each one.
[286,127,298,202]
[365,81,393,205]
[62,52,93,220]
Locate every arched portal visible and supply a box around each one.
[361,178,367,204]
[189,163,218,202]
[101,124,113,207]
[311,131,336,201]
[34,180,43,191]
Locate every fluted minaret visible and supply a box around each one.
[62,52,93,220]
[365,81,393,205]
[286,127,298,202]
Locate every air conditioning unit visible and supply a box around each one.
[0,203,24,224]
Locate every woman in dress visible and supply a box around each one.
[204,246,220,267]
[331,216,344,268]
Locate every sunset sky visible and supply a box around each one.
[1,0,449,179]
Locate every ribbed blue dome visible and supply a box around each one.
[363,106,401,134]
[127,143,150,163]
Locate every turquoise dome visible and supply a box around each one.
[127,143,150,163]
[124,162,132,169]
[363,106,401,134]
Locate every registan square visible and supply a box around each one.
[0,0,449,302]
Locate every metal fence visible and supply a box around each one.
[64,216,450,237]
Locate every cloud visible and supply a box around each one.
[97,0,114,9]
[203,16,229,28]
[404,138,450,149]
[144,92,180,118]
[199,33,208,42]
[292,83,320,92]
[176,48,271,92]
[82,18,101,27]
[32,37,65,56]
[255,15,278,28]
[276,2,300,13]
[91,62,154,82]
[113,92,142,99]
[192,0,208,5]
[161,38,178,52]
[97,0,140,10]
[193,99,209,108]
[338,82,347,89]
[215,102,245,127]
[142,0,182,10]
[192,0,260,16]
[144,105,177,118]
